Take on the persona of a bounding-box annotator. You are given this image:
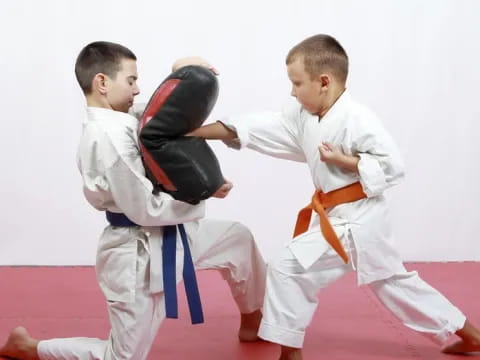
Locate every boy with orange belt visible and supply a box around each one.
[189,34,480,360]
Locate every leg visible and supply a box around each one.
[369,270,480,354]
[1,321,106,360]
[0,327,40,360]
[189,219,267,341]
[259,244,353,360]
[3,242,166,360]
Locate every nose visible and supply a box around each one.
[290,86,296,98]
[134,85,140,96]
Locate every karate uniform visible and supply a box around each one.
[37,106,266,360]
[222,91,465,348]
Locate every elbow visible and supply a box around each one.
[358,156,405,197]
[387,160,406,186]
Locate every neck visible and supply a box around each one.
[86,94,113,110]
[317,86,346,118]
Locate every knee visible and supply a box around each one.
[228,221,255,243]
[108,344,141,360]
[109,344,134,360]
[105,334,148,360]
[267,252,302,277]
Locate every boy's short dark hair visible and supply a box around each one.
[75,41,137,94]
[286,34,349,84]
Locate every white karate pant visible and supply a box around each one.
[258,235,466,348]
[38,219,266,360]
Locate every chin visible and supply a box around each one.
[114,105,130,113]
[299,102,317,115]
[303,106,317,115]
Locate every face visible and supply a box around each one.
[287,57,327,115]
[105,58,140,113]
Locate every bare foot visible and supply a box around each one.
[279,346,302,360]
[238,309,262,342]
[442,340,480,355]
[0,327,39,360]
[442,320,480,355]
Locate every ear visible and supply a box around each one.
[319,74,330,90]
[92,73,108,95]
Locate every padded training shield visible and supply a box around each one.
[139,65,224,205]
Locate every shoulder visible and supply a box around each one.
[128,103,146,120]
[346,96,386,134]
[88,108,138,140]
[80,108,140,167]
[344,97,401,155]
[281,99,308,127]
[282,100,302,117]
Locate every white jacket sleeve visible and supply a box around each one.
[80,117,205,226]
[352,115,405,197]
[221,103,306,163]
[103,155,206,226]
[128,103,147,120]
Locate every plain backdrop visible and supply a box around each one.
[1,0,479,265]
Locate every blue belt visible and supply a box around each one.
[106,211,204,324]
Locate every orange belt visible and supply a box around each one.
[293,182,367,264]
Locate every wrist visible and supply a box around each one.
[334,153,359,173]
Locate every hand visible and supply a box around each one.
[172,56,219,75]
[212,180,233,198]
[318,141,344,163]
[318,141,360,173]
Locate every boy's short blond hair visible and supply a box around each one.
[286,34,349,84]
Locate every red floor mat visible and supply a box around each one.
[1,262,478,359]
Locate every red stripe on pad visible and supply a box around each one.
[140,79,181,128]
[139,79,181,191]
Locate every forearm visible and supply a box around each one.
[106,158,205,226]
[331,154,360,173]
[188,121,237,140]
